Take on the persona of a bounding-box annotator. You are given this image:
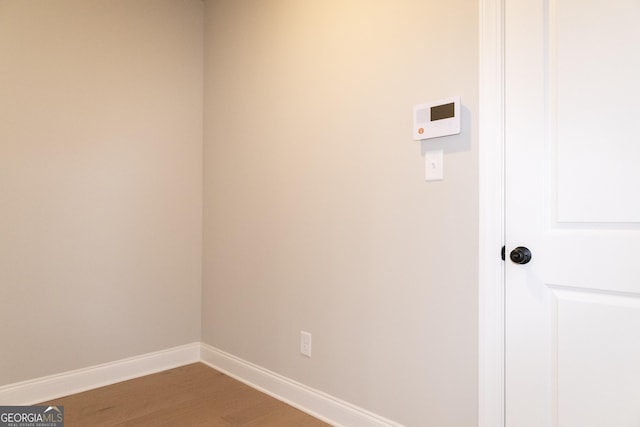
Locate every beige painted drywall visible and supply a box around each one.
[1,1,478,424]
[202,1,478,426]
[0,0,203,385]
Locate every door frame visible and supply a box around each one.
[478,0,505,425]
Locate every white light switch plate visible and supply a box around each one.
[425,150,444,181]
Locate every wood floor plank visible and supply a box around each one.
[39,363,330,426]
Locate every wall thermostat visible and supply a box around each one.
[413,96,460,140]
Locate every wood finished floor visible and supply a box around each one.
[39,363,331,426]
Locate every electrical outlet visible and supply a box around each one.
[300,331,312,358]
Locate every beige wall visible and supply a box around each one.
[0,0,203,385]
[202,1,478,426]
[1,1,478,425]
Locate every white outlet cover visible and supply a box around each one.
[300,331,312,358]
[425,150,444,181]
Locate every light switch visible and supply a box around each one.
[425,150,444,181]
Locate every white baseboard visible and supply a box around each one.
[200,343,404,427]
[0,342,200,405]
[0,342,403,427]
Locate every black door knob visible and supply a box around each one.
[510,247,532,264]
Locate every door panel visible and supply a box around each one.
[554,288,640,426]
[505,0,640,425]
[554,0,640,223]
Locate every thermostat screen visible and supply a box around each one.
[431,103,455,121]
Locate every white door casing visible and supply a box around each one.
[478,0,506,424]
[504,0,640,426]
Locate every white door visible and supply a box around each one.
[505,0,640,426]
